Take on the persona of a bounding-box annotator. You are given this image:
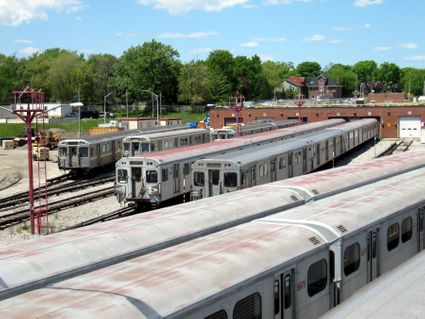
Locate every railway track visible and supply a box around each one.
[0,187,114,230]
[0,176,114,211]
[376,139,413,157]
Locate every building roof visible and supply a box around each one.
[285,76,306,87]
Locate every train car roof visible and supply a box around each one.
[0,224,324,318]
[123,128,208,141]
[321,250,425,319]
[260,166,425,241]
[325,118,378,132]
[59,129,143,144]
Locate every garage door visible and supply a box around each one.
[399,116,421,138]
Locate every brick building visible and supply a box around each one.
[282,75,342,99]
[209,104,425,139]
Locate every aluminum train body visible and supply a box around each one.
[115,119,346,207]
[2,150,425,301]
[57,125,193,174]
[191,119,378,199]
[1,165,425,318]
[122,128,211,157]
[211,119,298,140]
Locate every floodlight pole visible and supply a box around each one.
[103,91,115,124]
[141,90,159,126]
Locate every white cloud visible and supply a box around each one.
[331,26,353,32]
[329,39,343,45]
[75,16,83,22]
[115,32,138,38]
[305,34,326,41]
[137,0,249,15]
[404,55,425,61]
[19,46,40,56]
[258,54,274,62]
[354,0,384,8]
[254,37,286,42]
[399,42,418,49]
[241,41,259,48]
[159,31,218,39]
[190,47,213,55]
[15,39,33,44]
[362,22,372,28]
[0,0,85,26]
[373,46,391,51]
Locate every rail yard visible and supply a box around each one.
[0,117,423,318]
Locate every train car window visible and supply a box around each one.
[194,171,205,186]
[183,163,190,176]
[224,173,237,187]
[387,223,400,251]
[91,146,95,156]
[278,157,286,169]
[161,168,168,182]
[401,217,413,243]
[146,170,158,183]
[284,274,291,309]
[233,292,262,319]
[205,310,227,319]
[117,169,128,183]
[59,147,67,157]
[307,259,327,297]
[141,143,149,153]
[124,142,130,152]
[79,147,88,157]
[274,280,280,314]
[150,143,155,152]
[343,243,361,276]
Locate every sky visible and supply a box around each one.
[1,0,425,68]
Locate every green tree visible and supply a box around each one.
[206,50,235,98]
[401,67,425,96]
[233,55,270,99]
[377,62,401,92]
[0,54,25,103]
[207,71,232,103]
[324,63,357,97]
[296,61,321,78]
[178,60,210,105]
[352,60,377,93]
[262,61,297,88]
[111,40,181,104]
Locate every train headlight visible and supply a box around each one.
[150,185,159,195]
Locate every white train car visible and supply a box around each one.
[191,119,378,199]
[321,250,425,319]
[2,167,425,318]
[122,128,211,157]
[1,150,425,300]
[211,119,298,140]
[115,119,346,208]
[57,125,195,174]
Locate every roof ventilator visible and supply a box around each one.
[309,237,321,245]
[337,224,348,233]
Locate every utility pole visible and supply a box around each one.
[77,89,81,138]
[125,89,129,118]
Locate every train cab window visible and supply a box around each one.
[150,143,155,152]
[117,169,128,183]
[71,147,77,156]
[401,217,413,243]
[123,142,130,152]
[194,171,205,186]
[59,147,67,157]
[284,274,291,309]
[387,223,400,251]
[278,157,286,169]
[224,172,237,187]
[343,243,361,276]
[205,310,227,319]
[274,280,280,314]
[233,292,261,319]
[79,147,88,157]
[146,170,158,183]
[141,143,149,153]
[183,163,190,176]
[307,259,327,297]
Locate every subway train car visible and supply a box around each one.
[191,119,378,199]
[115,119,346,208]
[2,150,425,301]
[321,250,425,319]
[1,166,425,318]
[211,119,298,140]
[122,128,211,157]
[57,125,192,174]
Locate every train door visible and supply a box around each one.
[207,169,221,196]
[131,167,142,198]
[111,141,116,161]
[173,164,180,193]
[325,140,329,161]
[418,207,425,251]
[96,145,101,166]
[302,149,307,173]
[251,165,257,187]
[367,227,380,283]
[271,159,277,182]
[68,146,77,167]
[288,153,293,178]
[274,268,295,319]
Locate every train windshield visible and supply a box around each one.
[123,142,130,152]
[79,147,88,157]
[224,172,237,187]
[193,172,205,186]
[59,147,67,157]
[146,170,158,183]
[141,143,149,153]
[117,169,128,183]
